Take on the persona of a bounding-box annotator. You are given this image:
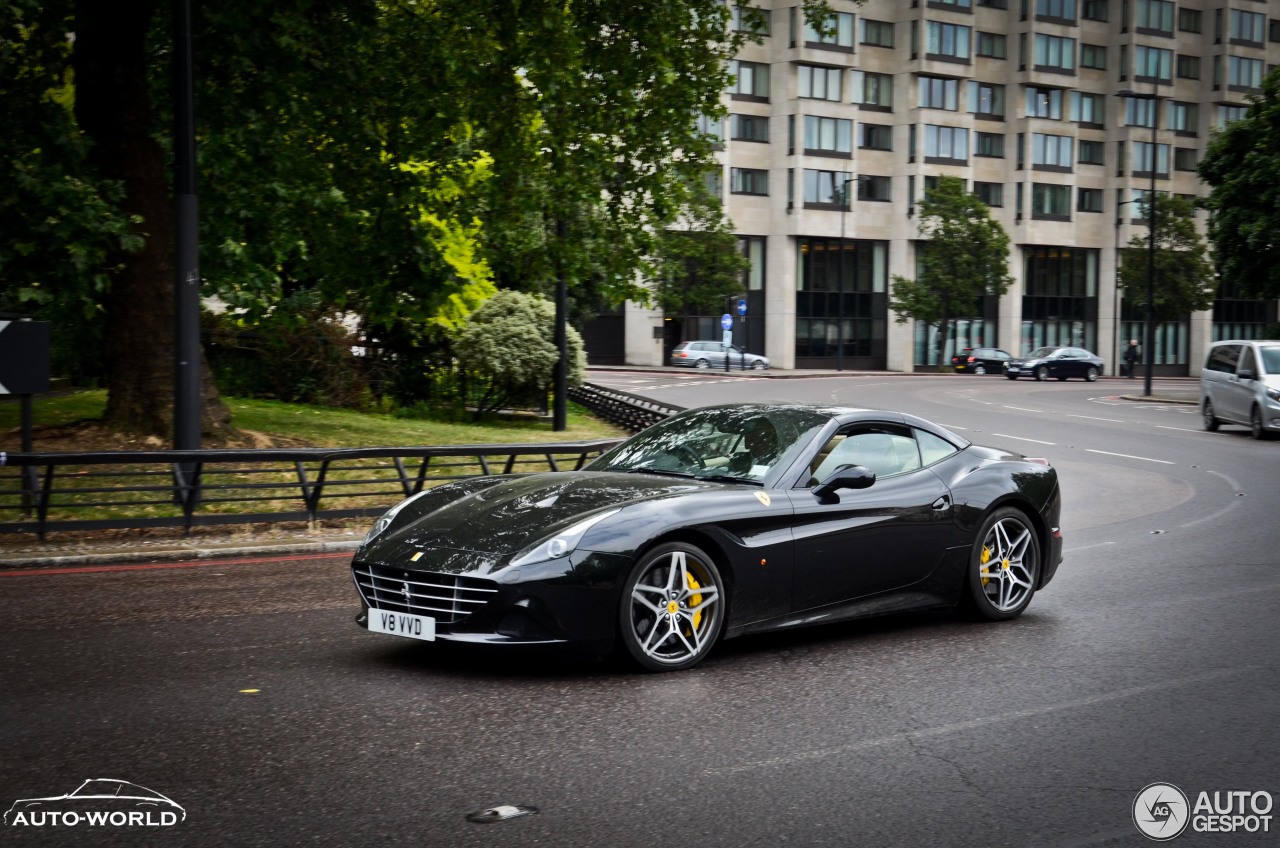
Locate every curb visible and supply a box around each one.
[0,539,361,569]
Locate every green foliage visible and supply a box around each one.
[1118,193,1216,320]
[1199,67,1280,300]
[889,176,1012,366]
[454,290,585,416]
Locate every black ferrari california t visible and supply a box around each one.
[351,403,1063,671]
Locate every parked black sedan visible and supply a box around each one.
[1004,346,1104,382]
[351,403,1063,672]
[951,347,1014,375]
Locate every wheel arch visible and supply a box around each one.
[632,529,737,614]
[982,493,1053,588]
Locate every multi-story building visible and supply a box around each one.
[587,0,1280,375]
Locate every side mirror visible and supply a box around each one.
[813,464,876,501]
[1238,369,1256,381]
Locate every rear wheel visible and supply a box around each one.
[1035,366,1049,381]
[1202,399,1220,432]
[620,543,725,672]
[752,360,767,370]
[973,364,987,375]
[962,507,1040,621]
[694,359,710,370]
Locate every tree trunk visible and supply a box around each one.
[74,0,231,441]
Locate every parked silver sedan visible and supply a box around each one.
[670,341,770,370]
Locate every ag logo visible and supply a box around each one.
[754,491,771,507]
[1133,782,1190,841]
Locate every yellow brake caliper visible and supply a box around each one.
[685,573,703,634]
[980,546,992,587]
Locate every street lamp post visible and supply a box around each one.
[1118,83,1162,397]
[836,175,853,372]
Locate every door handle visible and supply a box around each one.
[931,495,951,511]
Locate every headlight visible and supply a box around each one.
[362,491,429,546]
[1266,387,1280,402]
[509,508,621,567]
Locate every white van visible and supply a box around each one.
[1200,340,1280,440]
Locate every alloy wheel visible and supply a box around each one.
[968,508,1040,620]
[622,544,723,671]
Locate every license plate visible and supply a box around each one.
[368,609,436,641]
[1007,367,1020,372]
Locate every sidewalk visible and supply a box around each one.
[0,372,1200,569]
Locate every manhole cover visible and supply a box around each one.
[466,805,538,824]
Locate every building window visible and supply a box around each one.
[1082,1,1108,22]
[1034,34,1076,72]
[1176,54,1200,80]
[1070,91,1105,126]
[804,116,853,156]
[1177,8,1201,33]
[1033,133,1073,170]
[795,238,888,365]
[1080,44,1107,70]
[861,19,894,48]
[919,76,961,110]
[971,81,1006,118]
[932,0,973,8]
[798,64,842,101]
[1031,183,1072,218]
[977,0,1008,8]
[696,113,724,146]
[857,175,891,201]
[1136,0,1174,35]
[704,167,723,198]
[1228,56,1264,90]
[853,71,894,109]
[729,60,770,99]
[1022,247,1099,353]
[1135,46,1173,82]
[860,123,893,151]
[1036,0,1077,23]
[730,168,769,195]
[1077,187,1103,212]
[976,131,1005,157]
[730,5,770,36]
[1217,104,1248,127]
[803,169,853,206]
[1026,86,1064,119]
[731,114,769,143]
[1173,147,1198,171]
[1125,96,1157,127]
[1271,18,1280,44]
[804,11,855,51]
[924,125,969,161]
[976,32,1007,59]
[1078,139,1105,165]
[926,21,972,60]
[1132,141,1170,177]
[974,181,1004,207]
[738,236,765,291]
[1169,101,1198,135]
[1230,9,1266,45]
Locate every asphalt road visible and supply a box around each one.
[2,373,1277,847]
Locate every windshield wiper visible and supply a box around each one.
[608,467,696,479]
[696,473,762,485]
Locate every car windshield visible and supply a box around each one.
[1026,347,1058,358]
[1258,345,1280,374]
[589,406,830,485]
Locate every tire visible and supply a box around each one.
[752,360,767,370]
[1250,405,1271,440]
[620,542,725,672]
[1035,366,1049,382]
[1202,399,1220,432]
[973,365,987,375]
[694,359,710,370]
[1085,366,1099,382]
[1056,377,1067,381]
[1006,374,1018,380]
[961,507,1041,621]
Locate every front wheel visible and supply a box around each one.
[1202,400,1220,432]
[1250,405,1271,440]
[1006,374,1018,381]
[752,360,767,371]
[1035,366,1049,382]
[961,507,1040,621]
[620,543,725,672]
[1085,366,1099,382]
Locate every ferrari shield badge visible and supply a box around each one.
[754,491,771,507]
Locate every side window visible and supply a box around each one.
[1205,344,1241,373]
[1238,346,1257,375]
[915,429,959,466]
[806,424,922,484]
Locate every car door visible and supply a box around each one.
[1058,348,1084,378]
[785,424,954,612]
[1223,345,1260,422]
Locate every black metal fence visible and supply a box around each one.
[568,383,684,432]
[0,441,622,539]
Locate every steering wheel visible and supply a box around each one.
[669,444,705,468]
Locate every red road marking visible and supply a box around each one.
[0,550,353,577]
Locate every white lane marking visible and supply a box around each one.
[1062,542,1115,554]
[1001,405,1043,413]
[1180,500,1243,529]
[1066,414,1125,423]
[1085,449,1174,465]
[1156,425,1201,433]
[992,433,1056,445]
[703,667,1253,776]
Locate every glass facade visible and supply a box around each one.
[1020,247,1099,354]
[795,238,888,367]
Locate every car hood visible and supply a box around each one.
[365,471,717,559]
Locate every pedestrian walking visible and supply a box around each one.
[1123,339,1141,378]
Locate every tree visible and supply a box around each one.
[1117,193,1216,321]
[889,176,1013,370]
[1198,66,1280,300]
[454,290,585,417]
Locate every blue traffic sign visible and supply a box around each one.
[736,299,748,317]
[720,313,734,330]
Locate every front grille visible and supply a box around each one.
[353,563,498,624]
